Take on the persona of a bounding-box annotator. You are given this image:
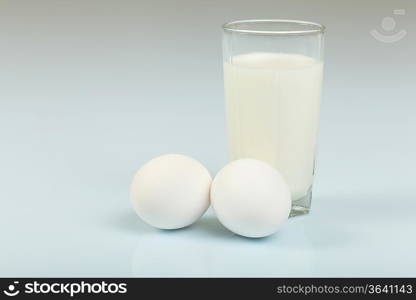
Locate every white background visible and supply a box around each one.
[0,0,415,276]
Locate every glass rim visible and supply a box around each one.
[222,19,325,36]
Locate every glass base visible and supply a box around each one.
[290,187,312,218]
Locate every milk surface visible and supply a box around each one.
[224,52,323,200]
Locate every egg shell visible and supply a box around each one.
[210,158,291,238]
[131,154,212,229]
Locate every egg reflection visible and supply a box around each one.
[131,213,315,277]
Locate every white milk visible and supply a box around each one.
[224,52,323,200]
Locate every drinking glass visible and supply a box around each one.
[222,19,325,216]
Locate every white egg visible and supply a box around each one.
[130,154,212,229]
[210,159,291,238]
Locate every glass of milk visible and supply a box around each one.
[222,20,325,217]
